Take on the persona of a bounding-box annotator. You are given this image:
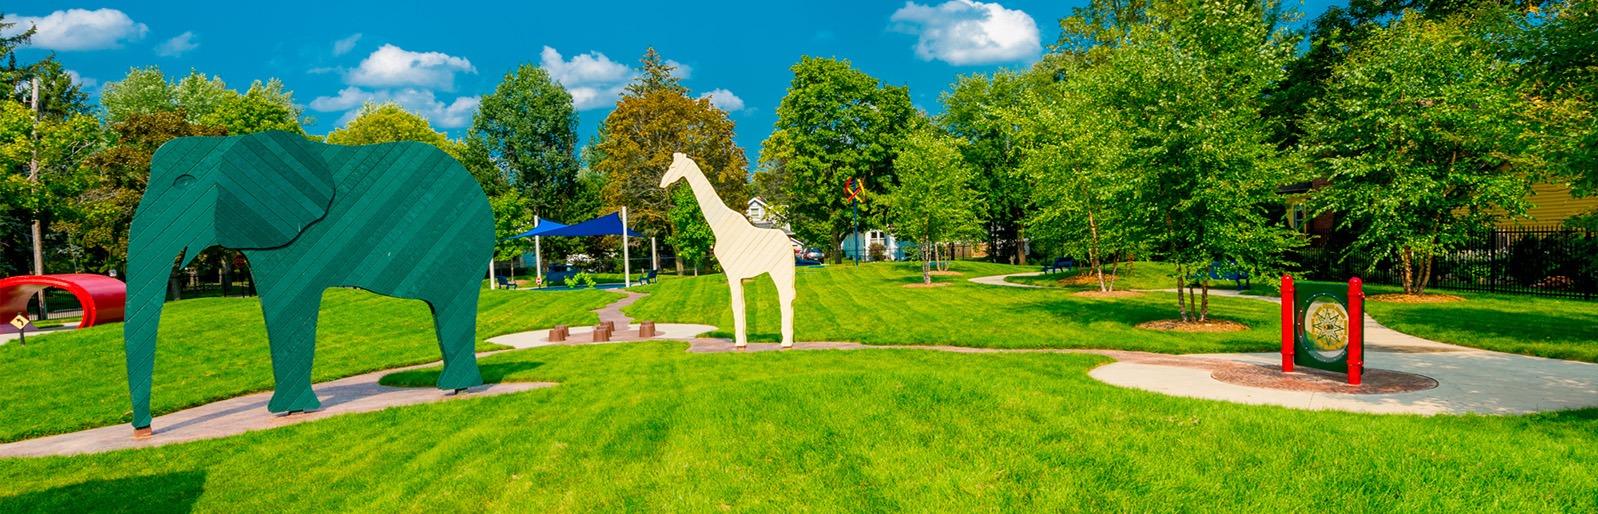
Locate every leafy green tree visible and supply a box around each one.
[0,100,102,275]
[100,69,305,134]
[325,101,449,147]
[885,127,981,284]
[1517,0,1597,224]
[99,67,177,124]
[490,190,534,280]
[761,56,916,264]
[470,64,582,222]
[1013,66,1144,292]
[595,48,747,272]
[197,80,306,136]
[1067,0,1303,321]
[665,186,714,275]
[938,70,1033,264]
[1302,8,1538,295]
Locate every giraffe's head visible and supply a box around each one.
[660,152,696,189]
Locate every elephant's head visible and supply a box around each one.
[124,130,334,430]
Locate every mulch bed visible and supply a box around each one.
[1072,290,1144,299]
[928,270,964,276]
[1367,293,1466,303]
[1057,273,1119,286]
[902,283,953,288]
[1211,364,1439,394]
[1135,319,1250,332]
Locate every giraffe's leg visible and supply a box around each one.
[728,278,748,349]
[772,259,796,348]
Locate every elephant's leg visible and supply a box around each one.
[728,279,748,349]
[428,286,484,392]
[260,289,324,413]
[771,262,796,348]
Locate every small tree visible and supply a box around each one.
[1014,66,1143,292]
[490,191,533,281]
[666,186,713,275]
[886,128,981,284]
[1303,8,1535,295]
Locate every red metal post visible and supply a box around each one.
[1348,277,1364,385]
[1281,274,1294,372]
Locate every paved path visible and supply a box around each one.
[0,361,554,458]
[968,271,1045,288]
[0,323,82,346]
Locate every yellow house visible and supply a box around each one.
[1504,183,1598,228]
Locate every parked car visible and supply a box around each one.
[803,248,825,261]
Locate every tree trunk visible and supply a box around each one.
[1401,248,1415,295]
[1087,210,1106,292]
[1199,280,1210,322]
[1108,255,1121,292]
[922,237,932,284]
[1176,263,1190,323]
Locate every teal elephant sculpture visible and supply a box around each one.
[124,130,493,433]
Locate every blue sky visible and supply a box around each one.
[7,1,1340,169]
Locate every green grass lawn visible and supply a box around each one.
[1362,285,1598,363]
[624,261,1281,353]
[0,287,620,443]
[1,342,1593,511]
[1006,261,1277,295]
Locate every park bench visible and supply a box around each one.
[494,276,517,290]
[1042,257,1074,274]
[1191,261,1251,291]
[638,269,659,285]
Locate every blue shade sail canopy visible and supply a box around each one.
[506,217,569,240]
[515,212,643,238]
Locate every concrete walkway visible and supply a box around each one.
[0,362,554,458]
[967,271,1045,288]
[0,323,82,346]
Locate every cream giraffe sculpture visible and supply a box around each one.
[660,153,796,349]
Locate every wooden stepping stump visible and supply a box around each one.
[592,324,610,342]
[549,325,568,342]
[639,321,656,338]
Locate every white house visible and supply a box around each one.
[840,229,907,262]
[746,197,804,254]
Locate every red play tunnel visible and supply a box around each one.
[0,274,126,333]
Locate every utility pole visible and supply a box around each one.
[28,77,48,319]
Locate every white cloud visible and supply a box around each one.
[345,44,476,91]
[156,31,198,57]
[538,46,631,110]
[698,89,744,112]
[664,60,692,80]
[538,47,696,111]
[333,33,362,56]
[539,46,631,86]
[2,8,148,51]
[890,0,1041,65]
[66,69,97,89]
[309,86,479,129]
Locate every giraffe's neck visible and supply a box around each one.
[683,165,740,238]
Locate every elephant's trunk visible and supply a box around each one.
[124,219,209,430]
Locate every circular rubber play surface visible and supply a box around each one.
[1211,365,1438,394]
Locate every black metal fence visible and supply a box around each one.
[1367,225,1598,300]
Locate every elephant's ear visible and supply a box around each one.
[215,131,336,250]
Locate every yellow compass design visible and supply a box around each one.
[1303,296,1349,360]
